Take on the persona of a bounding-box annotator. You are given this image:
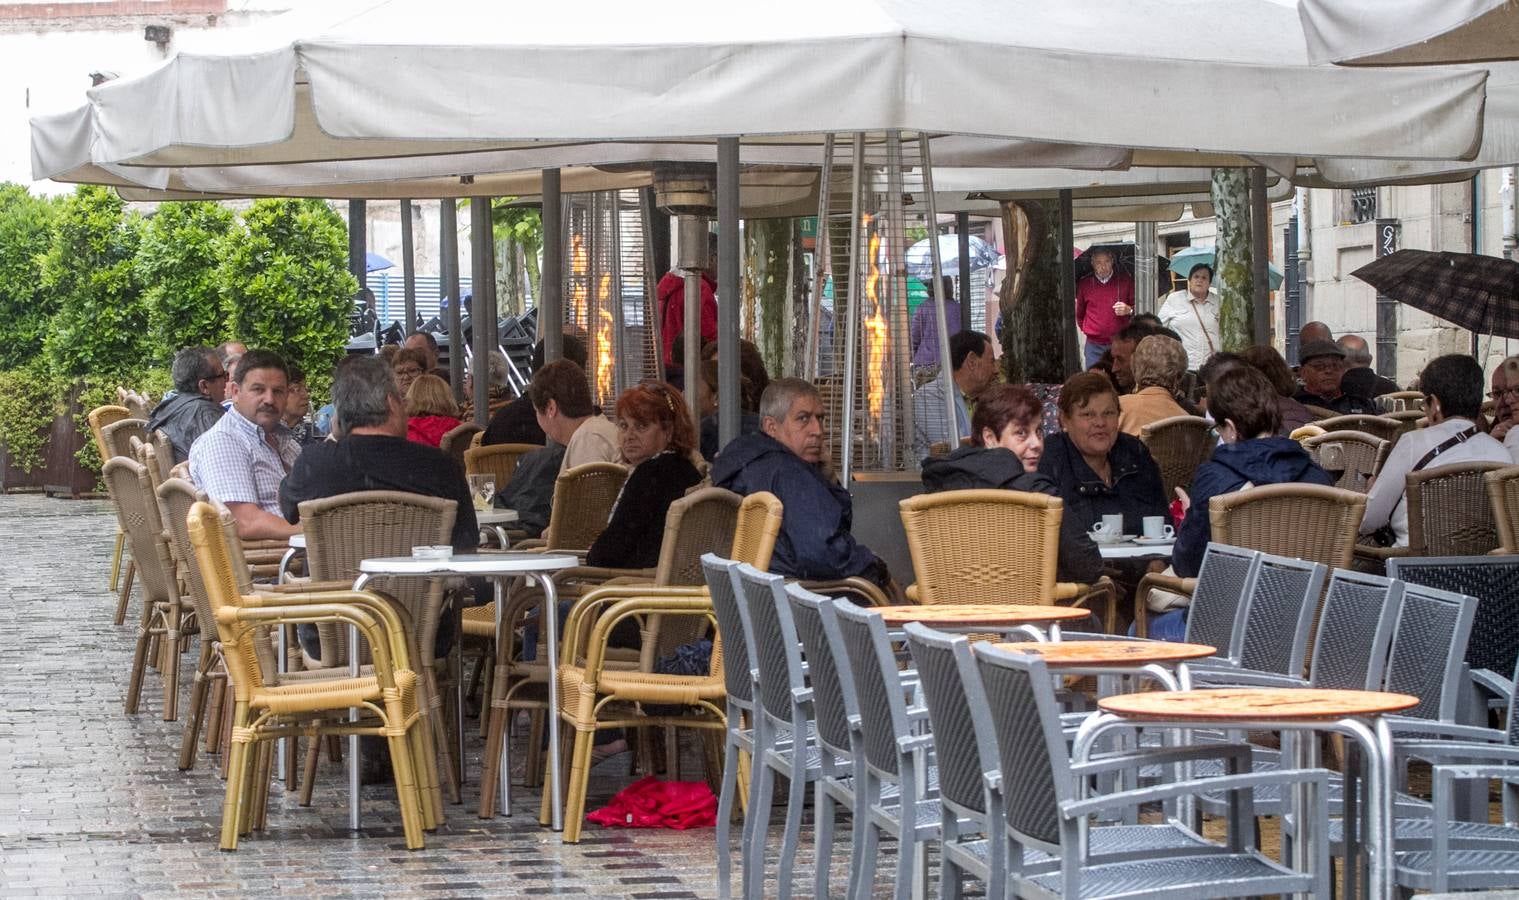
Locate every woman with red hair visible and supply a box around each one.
[585,382,703,569]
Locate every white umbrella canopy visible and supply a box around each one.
[1299,0,1519,66]
[52,0,1487,174]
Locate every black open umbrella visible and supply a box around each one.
[1073,242,1172,298]
[1351,249,1519,339]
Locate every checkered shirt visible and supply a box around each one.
[188,407,301,517]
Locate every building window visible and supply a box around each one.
[1345,187,1377,224]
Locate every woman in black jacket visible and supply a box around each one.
[585,382,702,569]
[921,383,1104,584]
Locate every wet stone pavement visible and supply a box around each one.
[0,494,893,898]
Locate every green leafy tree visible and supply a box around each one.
[41,185,148,379]
[139,201,238,352]
[0,185,60,369]
[221,199,358,391]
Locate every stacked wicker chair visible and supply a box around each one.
[1313,414,1402,443]
[899,489,1116,631]
[1303,430,1391,492]
[464,442,537,489]
[185,500,435,850]
[1138,414,1214,501]
[88,405,134,599]
[1354,461,1509,573]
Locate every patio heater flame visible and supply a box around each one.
[570,233,589,324]
[594,272,615,401]
[862,223,887,434]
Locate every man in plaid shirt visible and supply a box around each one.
[189,348,302,541]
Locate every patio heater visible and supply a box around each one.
[808,132,956,479]
[558,189,661,410]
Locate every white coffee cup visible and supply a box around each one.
[1090,513,1124,537]
[1142,516,1174,540]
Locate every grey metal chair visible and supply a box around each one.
[974,642,1330,899]
[734,563,841,900]
[700,553,757,900]
[1190,552,1326,683]
[832,599,940,900]
[1178,543,1263,664]
[1388,555,1519,694]
[785,582,881,900]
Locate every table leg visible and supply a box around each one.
[1334,718,1388,900]
[349,573,371,832]
[541,574,563,832]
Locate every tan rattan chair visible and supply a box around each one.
[470,430,486,448]
[439,422,482,469]
[1377,391,1424,413]
[478,488,781,817]
[1289,425,1326,443]
[512,461,629,553]
[1303,430,1391,493]
[295,490,463,799]
[101,417,148,460]
[118,387,150,419]
[1138,415,1214,501]
[148,429,175,479]
[1312,414,1401,443]
[1354,461,1510,572]
[898,489,1116,631]
[103,456,195,721]
[464,442,537,489]
[1384,409,1426,439]
[1487,465,1519,555]
[87,404,132,463]
[185,499,434,850]
[1134,482,1367,638]
[1303,403,1337,420]
[158,477,230,770]
[100,415,150,622]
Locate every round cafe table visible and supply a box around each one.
[869,603,1090,641]
[1078,688,1419,900]
[990,639,1216,691]
[352,551,579,831]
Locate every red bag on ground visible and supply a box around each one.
[586,776,718,830]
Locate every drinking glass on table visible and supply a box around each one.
[468,474,496,511]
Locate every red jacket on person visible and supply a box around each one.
[407,415,461,448]
[657,270,718,367]
[1074,272,1134,346]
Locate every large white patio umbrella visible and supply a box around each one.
[41,0,1487,175]
[1299,0,1519,66]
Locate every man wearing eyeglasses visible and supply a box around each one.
[147,345,228,463]
[1488,358,1519,443]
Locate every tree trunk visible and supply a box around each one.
[746,218,799,377]
[1211,167,1255,352]
[1000,199,1067,385]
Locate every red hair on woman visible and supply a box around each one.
[613,381,697,463]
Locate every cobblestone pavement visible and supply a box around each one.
[0,494,890,898]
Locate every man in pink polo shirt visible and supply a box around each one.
[1075,248,1135,369]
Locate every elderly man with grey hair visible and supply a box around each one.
[147,346,227,463]
[1336,333,1400,398]
[711,377,894,593]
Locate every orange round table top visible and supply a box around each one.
[987,639,1217,667]
[870,604,1091,627]
[1099,688,1420,722]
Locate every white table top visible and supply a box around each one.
[358,551,578,576]
[476,509,519,525]
[288,534,306,549]
[1097,538,1174,560]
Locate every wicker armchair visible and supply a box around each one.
[101,417,148,460]
[512,461,629,554]
[158,477,229,770]
[478,488,782,817]
[185,500,434,850]
[1303,403,1337,420]
[87,404,133,462]
[1138,414,1213,500]
[147,429,175,480]
[1303,430,1390,493]
[439,422,482,468]
[1355,461,1509,573]
[103,456,195,722]
[465,442,538,489]
[1134,483,1366,638]
[899,489,1116,631]
[1312,414,1401,443]
[1289,425,1326,443]
[1377,391,1424,413]
[1487,465,1519,554]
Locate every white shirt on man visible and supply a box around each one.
[1361,417,1510,546]
[561,414,622,471]
[1159,288,1221,370]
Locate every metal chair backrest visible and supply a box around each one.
[729,491,783,571]
[1304,430,1390,492]
[1236,553,1328,676]
[1308,569,1403,691]
[1383,581,1477,722]
[1486,466,1519,553]
[1314,414,1401,443]
[101,417,148,460]
[1180,543,1262,662]
[102,456,173,607]
[898,488,1063,605]
[1208,482,1367,571]
[700,554,753,705]
[1138,414,1213,500]
[540,461,627,552]
[439,422,482,468]
[1388,555,1519,676]
[786,583,857,761]
[87,404,132,461]
[973,643,1068,851]
[464,442,537,487]
[1407,461,1508,556]
[735,564,809,734]
[298,490,454,666]
[904,623,995,816]
[833,599,915,779]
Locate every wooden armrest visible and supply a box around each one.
[1062,578,1117,633]
[904,583,920,604]
[553,565,658,584]
[262,579,354,594]
[800,577,892,606]
[1354,542,1412,561]
[1132,573,1196,639]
